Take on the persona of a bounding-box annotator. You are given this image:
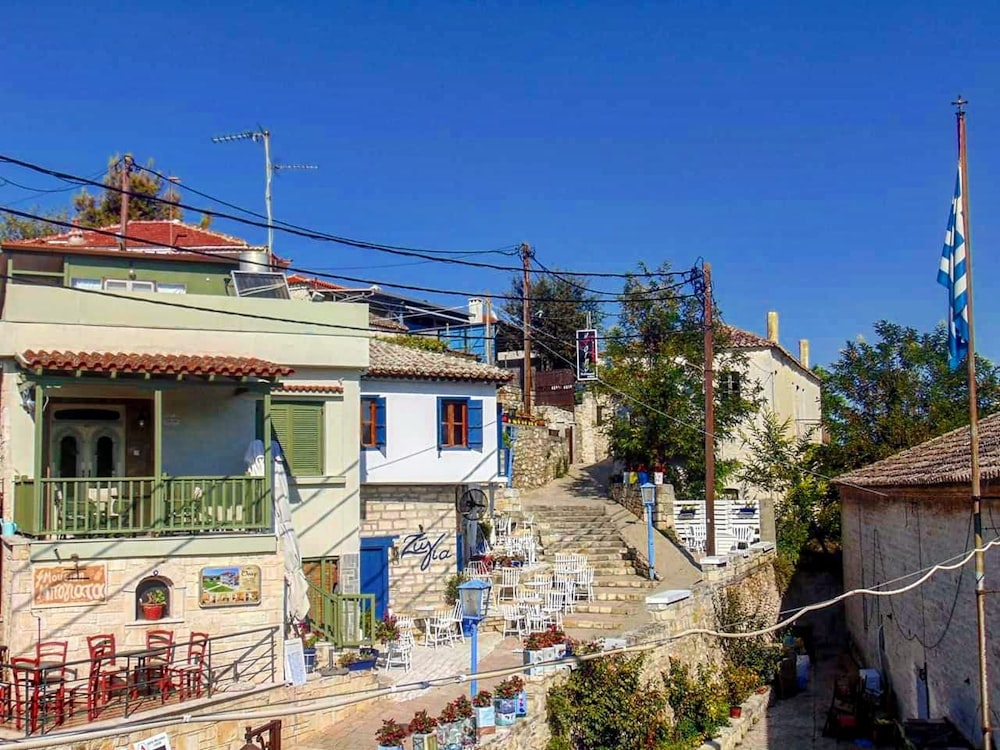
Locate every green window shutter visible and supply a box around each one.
[270,401,323,476]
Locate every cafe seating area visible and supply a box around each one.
[0,629,213,736]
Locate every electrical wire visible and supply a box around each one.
[16,536,1000,750]
[497,310,888,498]
[0,206,644,306]
[0,153,684,280]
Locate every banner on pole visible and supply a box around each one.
[576,329,598,381]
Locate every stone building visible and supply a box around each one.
[358,340,512,616]
[836,415,1000,745]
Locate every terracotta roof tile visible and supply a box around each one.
[273,383,344,395]
[367,339,513,384]
[6,220,254,250]
[17,350,292,380]
[722,325,817,380]
[286,274,349,291]
[835,412,1000,488]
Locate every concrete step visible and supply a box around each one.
[562,612,631,631]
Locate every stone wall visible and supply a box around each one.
[510,424,569,490]
[42,668,379,750]
[611,481,677,532]
[489,552,781,749]
[574,390,611,464]
[0,536,285,667]
[360,484,460,613]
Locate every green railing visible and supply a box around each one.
[306,581,376,649]
[12,475,270,537]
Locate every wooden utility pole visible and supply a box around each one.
[702,261,716,556]
[521,243,533,415]
[118,154,133,251]
[954,95,992,750]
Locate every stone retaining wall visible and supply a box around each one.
[611,480,677,532]
[511,424,568,490]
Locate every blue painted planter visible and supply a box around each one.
[303,647,317,673]
[515,690,528,717]
[494,697,516,726]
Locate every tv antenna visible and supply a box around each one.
[210,128,317,257]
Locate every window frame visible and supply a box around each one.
[262,400,326,477]
[440,398,469,449]
[360,396,386,449]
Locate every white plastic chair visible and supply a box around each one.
[575,566,595,602]
[500,604,525,638]
[497,567,520,602]
[426,610,455,648]
[385,634,413,671]
[542,590,565,628]
[448,601,465,644]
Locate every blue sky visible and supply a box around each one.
[2,1,1000,365]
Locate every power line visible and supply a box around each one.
[19,536,1000,750]
[0,153,683,280]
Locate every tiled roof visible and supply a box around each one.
[835,412,1000,488]
[17,350,292,380]
[286,274,349,291]
[367,339,513,384]
[370,316,409,333]
[273,383,344,395]
[6,220,254,250]
[722,325,816,380]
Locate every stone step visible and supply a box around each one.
[593,587,650,602]
[590,563,642,575]
[540,551,631,562]
[561,612,630,631]
[567,602,637,616]
[598,575,658,589]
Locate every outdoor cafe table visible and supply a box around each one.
[118,645,172,703]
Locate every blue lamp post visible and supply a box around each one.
[457,578,492,696]
[640,482,657,581]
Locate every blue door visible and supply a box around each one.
[360,537,394,620]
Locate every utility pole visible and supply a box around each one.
[484,297,494,365]
[521,242,533,416]
[118,154,133,251]
[953,95,992,750]
[702,261,716,556]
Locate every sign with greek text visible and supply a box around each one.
[398,531,453,571]
[32,564,107,608]
[199,565,262,608]
[134,732,172,750]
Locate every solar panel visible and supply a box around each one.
[231,271,291,299]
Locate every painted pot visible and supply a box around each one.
[435,720,463,750]
[377,746,404,750]
[515,690,528,717]
[461,717,476,747]
[303,647,317,673]
[494,697,516,726]
[523,648,545,677]
[411,732,438,750]
[475,705,496,737]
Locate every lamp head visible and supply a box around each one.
[640,482,657,506]
[457,578,492,621]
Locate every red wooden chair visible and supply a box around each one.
[140,630,174,698]
[85,638,128,720]
[161,632,208,703]
[34,640,79,725]
[11,657,39,732]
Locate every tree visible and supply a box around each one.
[73,154,181,227]
[0,207,67,241]
[497,272,603,371]
[821,320,1000,472]
[600,263,760,496]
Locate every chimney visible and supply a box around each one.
[468,298,484,323]
[798,339,810,368]
[766,311,779,343]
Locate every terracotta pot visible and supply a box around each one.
[141,603,164,621]
[729,705,743,719]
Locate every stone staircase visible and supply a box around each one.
[531,503,657,632]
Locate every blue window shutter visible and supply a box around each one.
[375,397,387,448]
[437,397,445,448]
[468,399,483,449]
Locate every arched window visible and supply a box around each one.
[94,435,115,478]
[136,577,172,621]
[58,435,79,478]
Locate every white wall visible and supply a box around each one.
[162,388,257,476]
[360,379,500,484]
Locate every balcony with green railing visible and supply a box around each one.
[306,580,376,649]
[13,475,271,538]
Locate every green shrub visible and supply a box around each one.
[664,659,729,747]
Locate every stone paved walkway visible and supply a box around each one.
[300,636,524,749]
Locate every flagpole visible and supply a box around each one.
[954,94,992,750]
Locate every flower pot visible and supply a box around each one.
[515,690,528,717]
[435,720,463,750]
[494,697,516,727]
[411,732,438,750]
[475,705,496,737]
[729,705,743,719]
[303,647,317,673]
[460,717,476,747]
[377,746,404,750]
[141,603,164,621]
[523,648,545,677]
[347,658,377,672]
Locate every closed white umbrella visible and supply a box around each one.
[245,440,310,621]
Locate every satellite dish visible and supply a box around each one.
[457,488,488,521]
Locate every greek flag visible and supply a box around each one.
[938,165,969,370]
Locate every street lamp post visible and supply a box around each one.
[640,482,657,581]
[458,579,493,696]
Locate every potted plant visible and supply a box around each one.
[493,676,522,726]
[444,573,468,606]
[338,649,378,672]
[437,700,464,750]
[408,710,438,750]
[450,694,475,747]
[523,630,548,677]
[375,718,408,750]
[375,614,400,645]
[679,504,697,517]
[725,664,759,719]
[472,690,495,738]
[140,588,167,621]
[301,630,318,673]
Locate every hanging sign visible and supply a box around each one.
[33,564,107,608]
[576,329,598,381]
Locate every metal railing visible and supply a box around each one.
[305,581,376,649]
[12,475,271,537]
[0,625,280,736]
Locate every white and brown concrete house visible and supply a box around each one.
[358,339,512,616]
[836,416,1000,745]
[0,221,371,672]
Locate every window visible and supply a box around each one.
[103,278,155,292]
[720,371,741,399]
[437,398,484,450]
[266,401,325,476]
[157,283,187,294]
[71,278,102,291]
[360,396,386,449]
